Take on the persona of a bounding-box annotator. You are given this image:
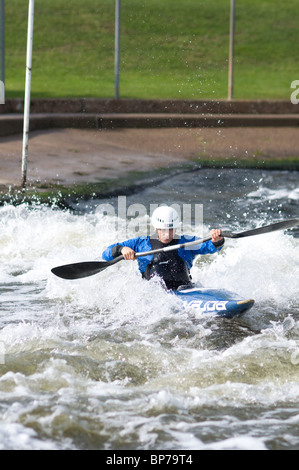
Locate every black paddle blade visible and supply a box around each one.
[222,218,299,239]
[51,255,124,280]
[51,261,114,280]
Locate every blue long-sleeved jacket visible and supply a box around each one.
[102,235,223,274]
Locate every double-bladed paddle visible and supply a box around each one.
[51,218,299,280]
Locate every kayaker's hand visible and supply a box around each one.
[121,247,136,260]
[210,229,223,244]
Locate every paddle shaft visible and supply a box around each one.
[136,218,299,255]
[51,218,299,279]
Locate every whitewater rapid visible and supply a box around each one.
[0,167,298,450]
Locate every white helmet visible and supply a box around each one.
[151,206,180,229]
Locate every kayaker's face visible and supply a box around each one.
[158,229,175,244]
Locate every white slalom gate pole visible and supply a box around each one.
[114,0,121,99]
[21,0,34,190]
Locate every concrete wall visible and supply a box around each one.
[1,98,299,115]
[1,99,298,137]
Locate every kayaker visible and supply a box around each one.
[102,206,224,290]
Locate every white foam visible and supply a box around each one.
[203,436,267,450]
[0,202,298,450]
[247,186,299,201]
[0,422,58,450]
[192,230,299,303]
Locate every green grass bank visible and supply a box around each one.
[4,0,298,100]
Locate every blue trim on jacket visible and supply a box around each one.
[101,235,222,274]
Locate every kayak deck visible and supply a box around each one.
[172,287,255,318]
